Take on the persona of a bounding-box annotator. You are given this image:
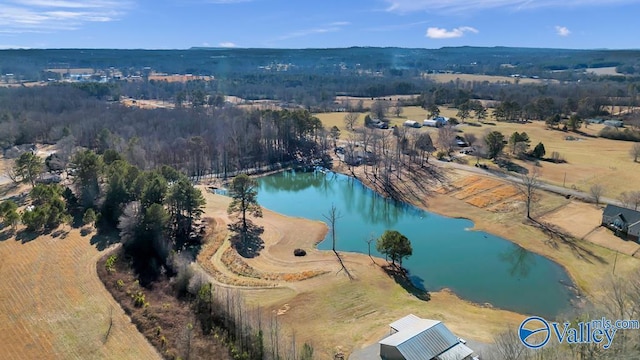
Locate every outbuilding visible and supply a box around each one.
[403,120,422,128]
[379,314,475,360]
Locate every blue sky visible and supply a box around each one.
[1,0,639,49]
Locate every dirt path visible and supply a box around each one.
[0,229,160,360]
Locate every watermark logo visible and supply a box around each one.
[519,316,551,349]
[518,316,640,350]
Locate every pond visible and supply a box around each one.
[256,169,575,318]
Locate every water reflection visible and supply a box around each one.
[259,169,329,193]
[500,244,536,279]
[255,169,573,317]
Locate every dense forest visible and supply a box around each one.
[2,47,640,101]
[3,47,640,80]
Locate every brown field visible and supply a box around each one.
[314,105,460,134]
[0,229,160,359]
[424,73,551,85]
[317,102,640,199]
[585,67,622,76]
[147,74,214,83]
[45,68,95,75]
[458,120,640,198]
[120,98,174,109]
[540,201,640,256]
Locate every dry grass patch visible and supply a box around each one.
[220,246,328,282]
[424,73,548,85]
[450,177,503,200]
[540,201,640,256]
[196,223,272,288]
[438,174,522,210]
[540,201,602,239]
[584,227,640,257]
[466,185,522,208]
[0,228,159,360]
[458,121,640,197]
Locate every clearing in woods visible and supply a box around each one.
[0,228,160,360]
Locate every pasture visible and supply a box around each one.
[315,104,640,199]
[0,229,160,360]
[424,73,549,85]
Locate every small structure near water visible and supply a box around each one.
[379,314,475,360]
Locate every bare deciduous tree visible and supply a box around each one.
[322,204,342,253]
[492,327,527,360]
[370,100,390,120]
[393,103,403,117]
[631,143,640,162]
[619,191,640,210]
[590,183,605,206]
[343,112,359,131]
[414,132,435,167]
[514,167,541,219]
[437,125,456,156]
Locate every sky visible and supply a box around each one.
[1,0,640,49]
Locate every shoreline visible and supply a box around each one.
[315,168,581,315]
[197,176,532,356]
[217,165,579,316]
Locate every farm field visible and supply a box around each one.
[316,104,640,200]
[424,73,550,85]
[120,97,174,109]
[540,201,640,257]
[0,229,160,360]
[457,120,640,198]
[436,174,524,211]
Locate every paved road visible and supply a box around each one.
[432,158,625,207]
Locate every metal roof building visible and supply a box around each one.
[379,315,474,360]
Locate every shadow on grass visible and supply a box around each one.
[16,230,38,244]
[529,218,608,265]
[496,159,529,174]
[381,263,431,301]
[90,228,120,251]
[0,228,15,242]
[229,223,265,258]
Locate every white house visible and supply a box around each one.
[423,116,448,128]
[403,120,422,128]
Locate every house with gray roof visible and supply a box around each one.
[379,314,475,360]
[602,204,640,242]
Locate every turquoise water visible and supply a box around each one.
[256,170,575,318]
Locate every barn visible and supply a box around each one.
[379,315,475,360]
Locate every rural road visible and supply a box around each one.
[432,158,625,207]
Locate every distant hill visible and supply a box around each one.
[2,46,639,82]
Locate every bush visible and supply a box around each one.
[83,208,97,227]
[293,248,307,256]
[599,126,640,142]
[436,151,447,160]
[132,290,147,308]
[105,254,117,273]
[550,151,566,163]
